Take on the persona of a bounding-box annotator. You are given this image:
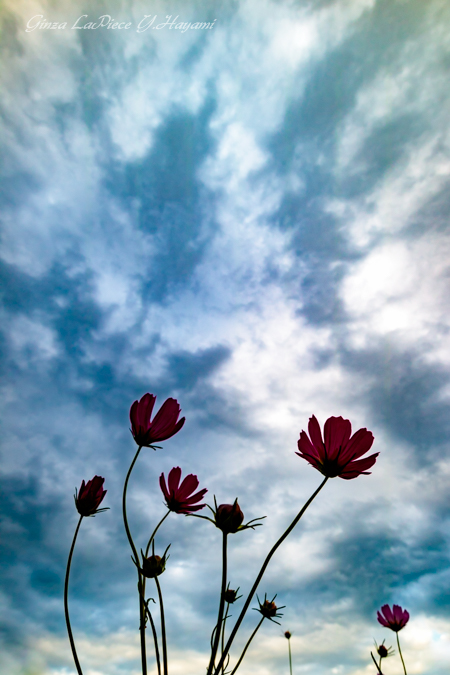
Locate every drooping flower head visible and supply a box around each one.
[130,393,185,447]
[254,593,285,625]
[159,467,207,514]
[296,415,378,479]
[377,604,410,632]
[75,476,108,517]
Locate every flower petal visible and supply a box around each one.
[308,415,324,455]
[297,431,320,461]
[177,473,200,500]
[339,453,379,479]
[324,416,352,460]
[341,428,374,463]
[167,467,182,494]
[159,473,170,500]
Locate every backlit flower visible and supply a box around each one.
[223,586,242,604]
[377,604,410,632]
[374,640,394,658]
[159,467,207,514]
[296,415,378,479]
[215,500,245,533]
[254,593,285,624]
[75,476,108,517]
[130,393,185,447]
[139,545,170,579]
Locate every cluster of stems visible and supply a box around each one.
[64,449,328,675]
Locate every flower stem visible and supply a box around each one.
[229,617,265,675]
[145,511,170,557]
[221,604,230,675]
[64,515,84,675]
[213,476,328,675]
[155,576,168,675]
[144,601,161,675]
[122,445,147,675]
[207,532,228,675]
[288,636,292,675]
[396,632,407,675]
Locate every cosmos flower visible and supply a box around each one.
[129,393,185,447]
[377,604,410,632]
[296,415,378,479]
[75,476,108,517]
[215,500,245,533]
[159,467,207,514]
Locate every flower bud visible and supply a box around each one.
[215,500,244,533]
[142,554,166,578]
[284,631,292,639]
[223,588,239,604]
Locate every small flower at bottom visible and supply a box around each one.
[74,476,108,517]
[375,639,394,658]
[223,584,242,604]
[296,415,378,479]
[159,467,207,513]
[139,545,170,579]
[253,593,285,625]
[377,604,410,632]
[130,393,185,447]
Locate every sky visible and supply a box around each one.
[1,0,450,674]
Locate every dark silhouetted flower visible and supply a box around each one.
[75,476,108,517]
[296,415,378,479]
[159,467,207,514]
[375,640,394,658]
[254,594,285,624]
[139,545,170,579]
[130,393,185,447]
[284,631,292,639]
[223,585,242,604]
[377,604,410,632]
[215,500,245,533]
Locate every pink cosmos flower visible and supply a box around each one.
[296,415,378,479]
[75,476,107,516]
[130,393,185,446]
[377,604,410,632]
[159,467,207,514]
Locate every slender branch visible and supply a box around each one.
[207,532,228,675]
[64,515,84,675]
[371,652,383,674]
[122,445,147,675]
[145,601,161,675]
[396,633,407,675]
[221,604,230,675]
[229,617,265,675]
[288,637,292,675]
[145,511,170,558]
[214,476,328,675]
[155,577,168,675]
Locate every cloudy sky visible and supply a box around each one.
[1,0,450,674]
